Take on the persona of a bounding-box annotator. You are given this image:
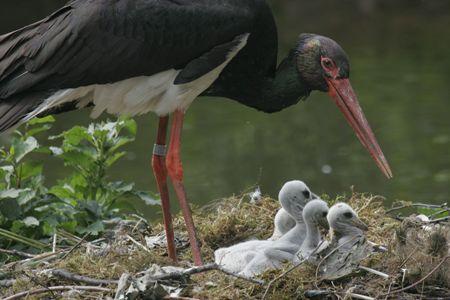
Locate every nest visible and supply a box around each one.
[0,192,449,299]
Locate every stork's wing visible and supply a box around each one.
[0,0,254,99]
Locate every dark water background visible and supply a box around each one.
[1,1,449,218]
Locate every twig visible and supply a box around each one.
[3,285,111,300]
[52,233,57,253]
[61,233,90,260]
[384,282,393,300]
[358,266,389,279]
[356,196,377,214]
[398,246,419,269]
[126,234,151,253]
[149,263,263,285]
[386,203,447,214]
[2,251,61,269]
[382,255,449,296]
[428,216,450,224]
[346,292,375,300]
[428,209,449,220]
[262,241,325,300]
[114,273,130,300]
[52,269,119,285]
[0,248,36,259]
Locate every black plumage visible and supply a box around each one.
[0,1,282,126]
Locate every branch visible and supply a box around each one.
[385,203,447,214]
[152,263,264,285]
[382,255,449,296]
[61,233,90,259]
[3,285,111,300]
[0,248,35,259]
[428,216,450,224]
[52,269,119,286]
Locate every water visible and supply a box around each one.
[1,1,449,218]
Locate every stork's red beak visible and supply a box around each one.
[326,78,393,179]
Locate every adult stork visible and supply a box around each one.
[0,0,392,266]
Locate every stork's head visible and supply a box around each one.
[327,202,368,235]
[294,34,392,179]
[278,180,312,222]
[302,199,330,230]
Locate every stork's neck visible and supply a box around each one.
[303,219,321,249]
[207,50,310,113]
[279,220,307,246]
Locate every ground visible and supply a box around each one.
[1,191,449,299]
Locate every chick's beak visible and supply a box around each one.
[319,218,330,230]
[351,217,369,231]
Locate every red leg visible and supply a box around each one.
[166,110,203,266]
[152,116,177,263]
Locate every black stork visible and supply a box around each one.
[0,0,392,266]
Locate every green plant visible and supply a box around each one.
[49,117,159,235]
[0,116,159,251]
[0,116,61,249]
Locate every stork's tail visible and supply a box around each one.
[0,93,45,133]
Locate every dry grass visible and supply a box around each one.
[1,191,449,299]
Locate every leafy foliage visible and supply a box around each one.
[0,117,159,250]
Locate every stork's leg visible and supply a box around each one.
[166,110,203,266]
[152,116,177,262]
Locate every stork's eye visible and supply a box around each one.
[343,212,353,218]
[302,190,311,198]
[321,57,334,70]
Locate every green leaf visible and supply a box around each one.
[23,216,40,227]
[105,151,126,167]
[119,117,138,136]
[12,136,39,163]
[0,189,22,199]
[49,184,76,200]
[132,191,160,206]
[0,166,14,187]
[81,201,102,217]
[49,147,64,156]
[51,126,92,145]
[60,220,78,233]
[26,124,53,137]
[17,189,36,206]
[80,220,104,236]
[108,181,134,194]
[0,198,21,219]
[28,115,55,125]
[108,137,135,153]
[20,162,43,181]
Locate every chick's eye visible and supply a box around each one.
[322,212,328,217]
[343,212,353,218]
[302,190,311,198]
